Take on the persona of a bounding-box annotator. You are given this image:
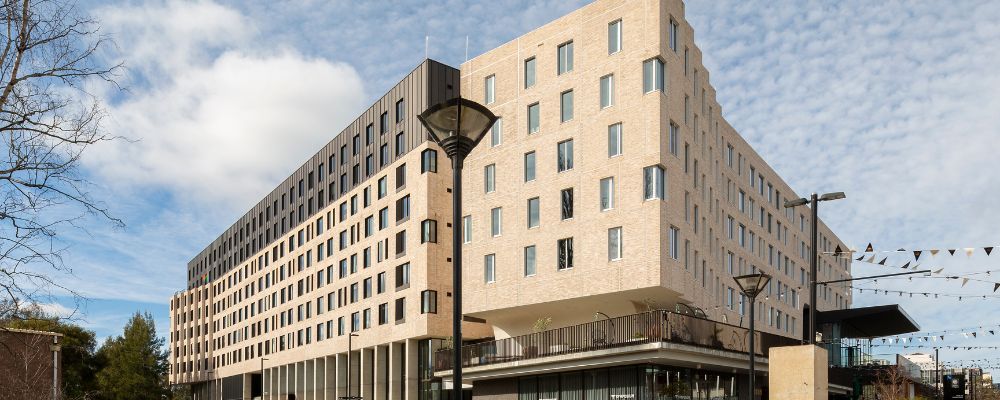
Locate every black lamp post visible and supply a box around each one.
[260,357,268,398]
[734,272,772,400]
[784,191,845,344]
[418,97,497,400]
[342,333,360,400]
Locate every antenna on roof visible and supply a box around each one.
[465,36,469,63]
[425,36,429,60]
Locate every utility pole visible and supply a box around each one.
[936,348,941,400]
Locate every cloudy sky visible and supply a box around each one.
[50,0,1000,372]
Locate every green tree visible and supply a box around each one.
[2,306,101,399]
[96,312,168,400]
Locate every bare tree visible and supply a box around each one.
[0,0,122,321]
[0,328,60,400]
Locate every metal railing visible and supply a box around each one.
[434,310,799,371]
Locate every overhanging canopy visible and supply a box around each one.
[817,304,920,338]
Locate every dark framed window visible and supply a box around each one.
[421,149,437,173]
[421,219,437,243]
[421,290,437,314]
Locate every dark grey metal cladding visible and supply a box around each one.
[185,59,459,288]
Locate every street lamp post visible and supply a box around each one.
[784,191,845,344]
[260,358,269,398]
[418,97,498,400]
[734,272,772,400]
[344,332,360,400]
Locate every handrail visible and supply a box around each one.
[434,310,799,371]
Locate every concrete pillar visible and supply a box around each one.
[325,355,337,400]
[337,353,348,399]
[306,359,315,400]
[769,345,828,400]
[374,345,389,400]
[298,361,308,399]
[280,364,288,399]
[363,347,375,400]
[389,341,403,400]
[405,339,419,400]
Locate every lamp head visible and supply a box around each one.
[819,192,846,201]
[417,97,497,159]
[733,273,772,299]
[784,198,808,208]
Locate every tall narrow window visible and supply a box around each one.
[395,132,405,156]
[420,219,437,243]
[557,41,573,74]
[600,75,614,108]
[643,165,666,200]
[560,188,574,220]
[380,112,389,133]
[490,207,502,237]
[527,197,540,228]
[484,75,495,104]
[669,19,679,52]
[643,58,664,93]
[560,90,574,122]
[608,123,622,157]
[524,245,536,276]
[527,103,540,134]
[395,99,405,123]
[608,227,622,261]
[524,57,536,88]
[462,215,472,243]
[608,20,622,54]
[669,227,680,259]
[420,290,437,314]
[421,149,437,173]
[557,238,574,270]
[669,122,679,156]
[484,164,496,193]
[600,177,614,211]
[524,151,536,182]
[490,118,502,147]
[484,254,496,283]
[557,140,574,172]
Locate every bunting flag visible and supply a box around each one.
[824,244,1000,259]
[901,261,911,269]
[987,247,995,256]
[930,249,940,256]
[834,245,843,256]
[915,250,922,260]
[995,283,1000,293]
[962,278,970,287]
[866,242,874,252]
[948,249,957,256]
[966,247,976,257]
[878,257,888,265]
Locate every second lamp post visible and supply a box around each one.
[734,272,772,400]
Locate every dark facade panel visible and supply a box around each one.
[186,59,459,288]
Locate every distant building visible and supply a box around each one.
[0,327,62,400]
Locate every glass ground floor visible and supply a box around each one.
[469,364,753,400]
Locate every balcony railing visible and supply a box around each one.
[434,310,800,371]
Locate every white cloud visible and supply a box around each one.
[85,0,367,207]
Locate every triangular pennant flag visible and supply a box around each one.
[866,254,876,263]
[856,255,864,261]
[930,249,940,256]
[897,248,906,252]
[866,243,874,252]
[878,257,888,265]
[994,283,999,293]
[972,332,978,338]
[990,330,995,335]
[834,245,843,256]
[933,268,944,274]
[901,261,911,269]
[948,249,956,256]
[986,247,994,256]
[965,248,975,257]
[914,250,922,260]
[962,278,969,287]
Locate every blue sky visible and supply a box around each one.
[47,0,1000,372]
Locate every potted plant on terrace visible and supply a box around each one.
[523,317,551,357]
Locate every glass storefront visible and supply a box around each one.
[517,365,739,400]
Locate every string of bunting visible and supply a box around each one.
[822,242,998,260]
[877,324,1000,340]
[849,285,1000,300]
[844,256,1000,291]
[867,344,1000,350]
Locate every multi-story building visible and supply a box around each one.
[169,1,853,399]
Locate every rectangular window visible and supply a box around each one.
[607,123,622,157]
[366,123,374,145]
[490,207,502,236]
[421,149,437,173]
[669,19,679,52]
[377,272,386,294]
[462,215,472,243]
[560,90,574,122]
[395,132,405,156]
[380,112,389,133]
[600,177,614,211]
[524,245,536,276]
[643,58,665,93]
[600,75,614,108]
[484,164,496,193]
[608,19,622,54]
[524,57,536,88]
[395,98,405,123]
[484,254,496,283]
[395,263,410,289]
[378,176,387,199]
[524,151,536,182]
[395,164,406,189]
[643,165,666,200]
[527,103,540,134]
[421,290,437,314]
[420,219,437,243]
[669,227,680,259]
[608,227,622,261]
[484,75,495,104]
[378,303,388,325]
[394,298,405,323]
[557,41,573,74]
[557,139,573,172]
[353,134,361,155]
[395,195,410,222]
[669,122,679,156]
[490,118,502,147]
[560,188,574,220]
[380,143,389,166]
[557,238,574,270]
[527,197,539,228]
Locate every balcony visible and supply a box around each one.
[434,310,799,372]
